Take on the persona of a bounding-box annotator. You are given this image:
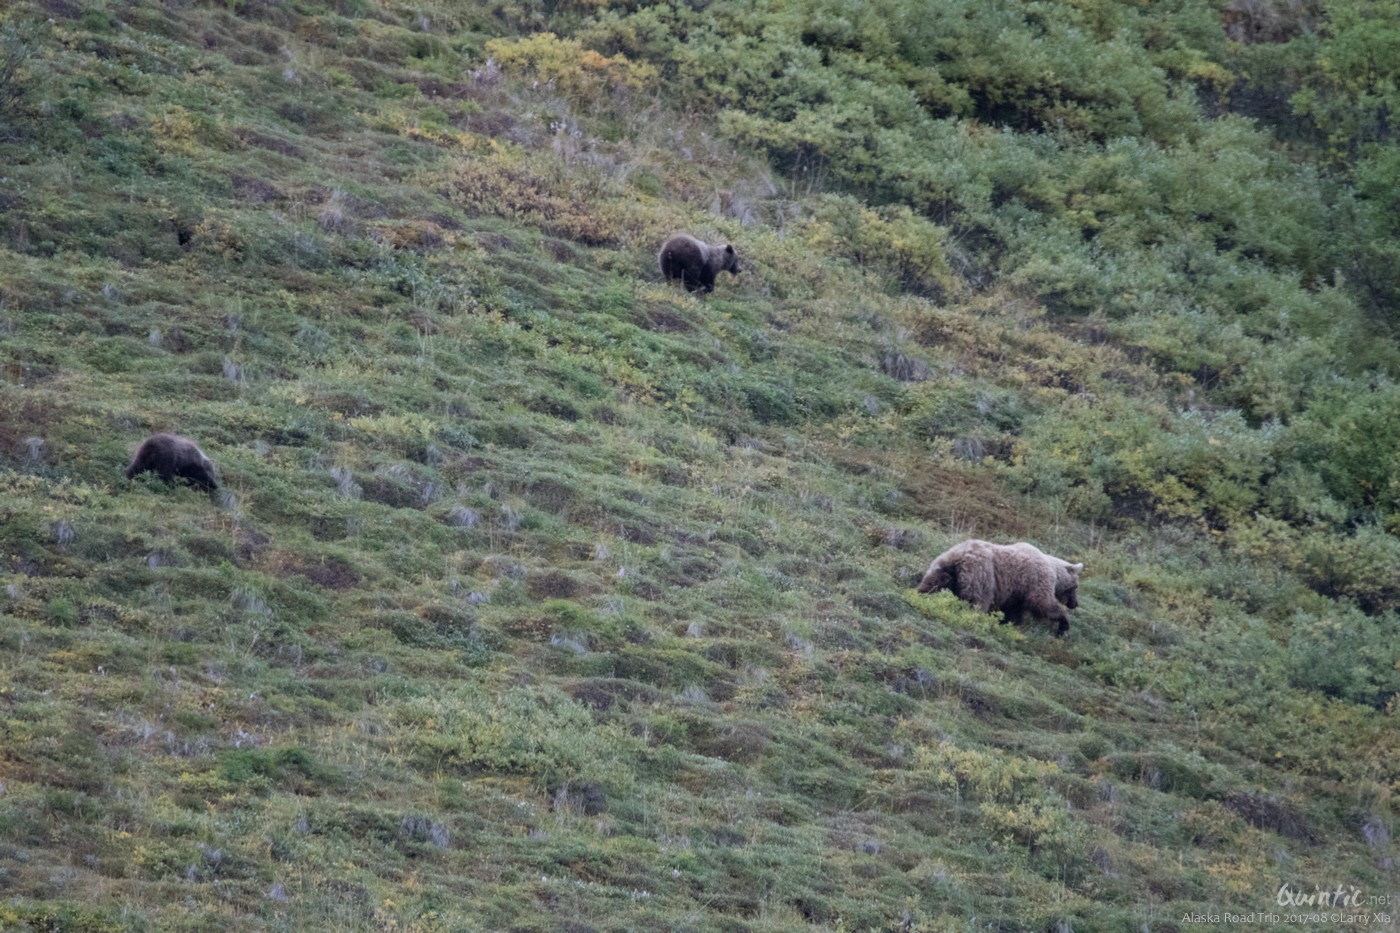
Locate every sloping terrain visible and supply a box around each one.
[0,2,1396,931]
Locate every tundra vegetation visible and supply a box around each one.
[0,1,1396,931]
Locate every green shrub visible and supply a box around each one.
[903,589,1024,642]
[1291,0,1400,162]
[483,32,658,109]
[0,17,37,124]
[399,683,640,792]
[218,746,346,794]
[1286,606,1400,708]
[1291,380,1400,525]
[46,598,78,627]
[801,195,958,298]
[1014,397,1275,526]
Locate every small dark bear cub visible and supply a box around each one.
[127,433,219,492]
[658,233,741,293]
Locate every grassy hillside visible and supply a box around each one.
[0,1,1396,931]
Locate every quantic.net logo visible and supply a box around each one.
[1276,883,1389,908]
[1183,886,1395,925]
[1268,882,1393,926]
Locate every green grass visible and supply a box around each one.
[0,1,1397,931]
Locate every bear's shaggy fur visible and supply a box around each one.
[658,234,741,293]
[916,539,1082,635]
[126,433,219,492]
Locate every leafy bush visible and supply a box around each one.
[484,32,658,109]
[1290,380,1400,526]
[0,16,36,126]
[1231,516,1400,614]
[440,153,641,246]
[1290,0,1400,161]
[218,746,345,795]
[800,195,958,298]
[1013,397,1275,527]
[1285,606,1400,708]
[400,683,640,792]
[913,738,1082,857]
[903,589,1025,641]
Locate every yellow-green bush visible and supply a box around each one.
[484,32,657,110]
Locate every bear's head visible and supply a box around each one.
[720,244,741,276]
[915,559,957,595]
[1054,560,1083,608]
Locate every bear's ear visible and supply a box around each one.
[1070,562,1084,574]
[725,244,735,254]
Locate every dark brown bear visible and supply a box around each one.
[126,433,219,492]
[658,234,741,293]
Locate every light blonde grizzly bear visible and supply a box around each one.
[915,540,1082,636]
